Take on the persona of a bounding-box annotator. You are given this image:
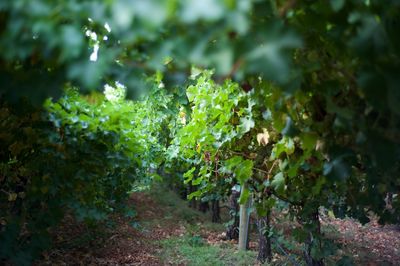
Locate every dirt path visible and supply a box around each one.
[39,191,185,265]
[323,216,400,265]
[38,186,257,266]
[90,192,173,265]
[38,187,400,265]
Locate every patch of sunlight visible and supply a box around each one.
[104,81,127,102]
[89,43,99,62]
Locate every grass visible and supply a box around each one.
[148,183,206,223]
[148,183,258,265]
[41,182,398,265]
[159,234,258,266]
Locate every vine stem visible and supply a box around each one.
[1,189,10,195]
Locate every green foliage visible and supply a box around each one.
[289,1,400,224]
[0,0,312,106]
[0,79,175,263]
[223,156,253,185]
[169,71,254,200]
[1,0,400,264]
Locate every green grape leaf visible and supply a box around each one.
[300,133,318,151]
[239,116,254,134]
[271,172,285,194]
[239,186,250,204]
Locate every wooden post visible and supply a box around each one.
[238,184,251,250]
